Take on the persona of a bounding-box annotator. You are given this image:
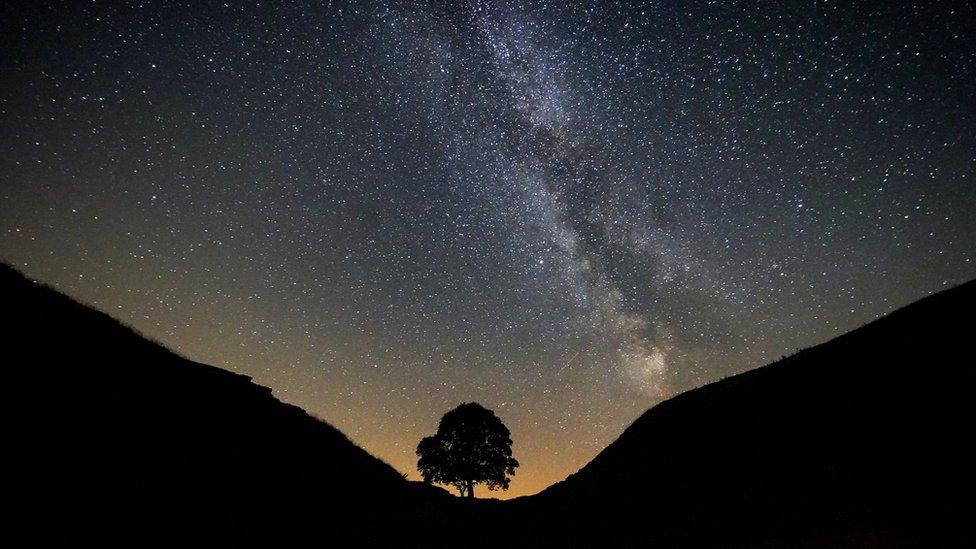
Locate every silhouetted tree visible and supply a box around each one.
[416,402,519,498]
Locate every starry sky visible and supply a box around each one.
[2,0,975,498]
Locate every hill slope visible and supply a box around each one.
[6,260,974,546]
[3,264,447,545]
[516,279,976,546]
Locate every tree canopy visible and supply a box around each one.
[416,402,519,498]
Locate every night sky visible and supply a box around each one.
[2,1,974,497]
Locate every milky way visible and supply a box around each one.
[2,0,975,496]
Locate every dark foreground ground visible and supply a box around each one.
[5,262,974,547]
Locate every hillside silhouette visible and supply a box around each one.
[506,277,976,546]
[6,261,975,547]
[3,264,450,546]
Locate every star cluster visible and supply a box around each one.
[2,0,974,497]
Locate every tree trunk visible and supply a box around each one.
[466,480,474,498]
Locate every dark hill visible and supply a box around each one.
[6,260,975,547]
[511,278,976,546]
[3,264,449,546]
